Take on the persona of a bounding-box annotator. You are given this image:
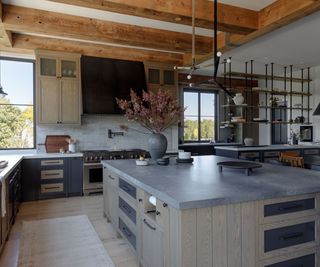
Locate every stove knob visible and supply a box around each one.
[94,156,98,161]
[90,156,94,161]
[85,156,89,161]
[121,155,124,159]
[135,155,139,159]
[99,156,104,160]
[109,156,113,160]
[130,155,134,159]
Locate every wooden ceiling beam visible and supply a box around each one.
[47,0,258,35]
[0,0,12,47]
[2,4,212,54]
[7,33,183,64]
[193,0,320,65]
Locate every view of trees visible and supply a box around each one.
[184,118,215,141]
[0,99,34,149]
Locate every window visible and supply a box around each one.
[183,89,217,142]
[0,57,35,149]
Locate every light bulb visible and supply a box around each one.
[217,51,222,57]
[173,66,177,70]
[189,83,193,87]
[227,58,231,63]
[187,74,192,80]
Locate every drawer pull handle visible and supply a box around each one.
[156,211,160,216]
[121,227,132,237]
[278,204,304,211]
[279,232,304,240]
[43,186,61,190]
[163,203,168,207]
[138,198,143,202]
[45,173,61,176]
[108,175,115,180]
[143,219,156,231]
[43,161,61,164]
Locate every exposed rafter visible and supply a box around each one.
[0,0,12,47]
[0,33,183,64]
[47,0,259,35]
[192,0,320,65]
[2,4,212,55]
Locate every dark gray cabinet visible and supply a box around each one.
[67,157,83,197]
[22,159,40,202]
[22,157,83,201]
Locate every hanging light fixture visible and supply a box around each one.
[0,59,8,98]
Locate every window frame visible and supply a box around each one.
[0,56,36,150]
[183,88,218,143]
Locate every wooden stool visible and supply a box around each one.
[279,152,304,168]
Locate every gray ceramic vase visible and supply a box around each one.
[148,133,168,160]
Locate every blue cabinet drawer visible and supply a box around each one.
[119,197,136,224]
[265,253,315,267]
[264,198,315,217]
[119,217,136,249]
[264,221,315,252]
[119,178,136,199]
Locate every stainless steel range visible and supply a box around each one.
[82,149,149,195]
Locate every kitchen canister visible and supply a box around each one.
[232,93,245,105]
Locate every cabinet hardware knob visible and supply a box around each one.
[138,198,143,202]
[156,211,160,215]
[163,203,168,207]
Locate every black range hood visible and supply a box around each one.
[313,103,320,115]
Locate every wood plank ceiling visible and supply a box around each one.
[0,0,319,65]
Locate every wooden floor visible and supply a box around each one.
[0,196,139,267]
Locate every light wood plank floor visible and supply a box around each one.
[0,196,139,267]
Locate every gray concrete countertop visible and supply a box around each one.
[102,155,320,210]
[215,144,320,152]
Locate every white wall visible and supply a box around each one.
[36,115,179,152]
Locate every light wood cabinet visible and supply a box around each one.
[36,50,82,125]
[140,215,164,267]
[103,168,118,225]
[144,62,178,99]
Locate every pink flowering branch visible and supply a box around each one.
[116,89,185,134]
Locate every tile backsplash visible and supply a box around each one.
[37,115,179,152]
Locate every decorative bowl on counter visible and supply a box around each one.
[136,159,149,166]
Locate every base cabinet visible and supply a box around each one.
[22,157,83,201]
[140,216,164,267]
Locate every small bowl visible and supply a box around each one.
[178,151,191,159]
[136,159,149,166]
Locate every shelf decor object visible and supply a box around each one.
[117,89,184,160]
[217,161,262,176]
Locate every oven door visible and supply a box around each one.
[83,164,103,192]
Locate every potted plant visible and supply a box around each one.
[116,89,184,160]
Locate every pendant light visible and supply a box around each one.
[0,59,8,98]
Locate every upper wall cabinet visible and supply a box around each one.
[144,62,178,99]
[36,50,82,125]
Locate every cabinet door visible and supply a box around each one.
[60,79,80,124]
[141,217,164,267]
[103,167,109,217]
[67,157,83,196]
[107,183,118,224]
[21,159,40,201]
[38,77,60,124]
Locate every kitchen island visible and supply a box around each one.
[102,156,320,267]
[215,144,320,162]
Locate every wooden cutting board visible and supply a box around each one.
[45,135,70,153]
